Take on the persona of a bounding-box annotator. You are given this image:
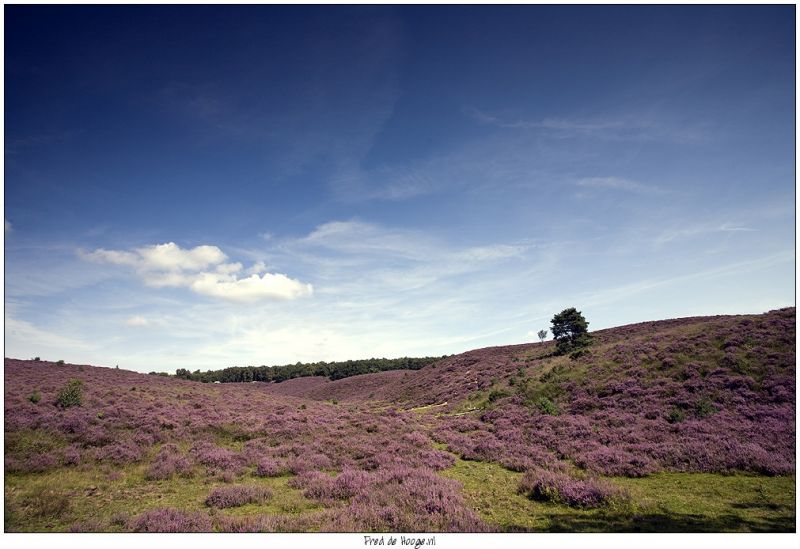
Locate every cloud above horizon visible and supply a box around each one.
[82,242,313,303]
[576,176,662,194]
[465,107,710,145]
[125,315,150,327]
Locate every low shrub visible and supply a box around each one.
[129,508,213,532]
[536,397,559,416]
[145,444,193,480]
[55,379,83,408]
[255,458,286,478]
[517,469,629,509]
[205,485,272,509]
[21,487,71,518]
[694,397,718,418]
[570,349,590,360]
[666,407,685,424]
[488,389,511,403]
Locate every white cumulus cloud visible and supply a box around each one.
[246,261,267,275]
[190,272,313,302]
[82,242,312,303]
[84,242,226,272]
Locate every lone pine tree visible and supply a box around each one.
[551,307,592,356]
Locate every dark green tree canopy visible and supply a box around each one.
[551,307,591,356]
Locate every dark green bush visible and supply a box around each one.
[666,407,685,424]
[569,348,590,360]
[536,397,559,416]
[694,397,718,418]
[56,379,84,409]
[488,388,511,403]
[28,391,41,404]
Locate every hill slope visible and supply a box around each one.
[4,307,795,532]
[429,307,795,477]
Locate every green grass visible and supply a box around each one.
[407,402,450,414]
[5,429,68,456]
[441,457,796,532]
[4,464,325,532]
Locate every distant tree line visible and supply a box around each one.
[170,356,449,384]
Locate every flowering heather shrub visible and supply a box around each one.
[299,468,372,503]
[517,469,629,508]
[255,457,287,477]
[133,432,157,447]
[417,449,456,470]
[205,484,272,508]
[287,452,333,474]
[572,446,656,477]
[191,441,244,473]
[63,444,81,466]
[77,425,116,447]
[145,444,193,480]
[93,439,144,464]
[5,452,59,473]
[129,508,213,532]
[56,412,91,435]
[286,469,326,491]
[338,466,491,532]
[402,431,429,446]
[285,465,489,531]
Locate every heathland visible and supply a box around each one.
[4,308,795,532]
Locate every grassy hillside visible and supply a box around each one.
[4,308,795,532]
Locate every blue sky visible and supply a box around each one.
[5,5,795,372]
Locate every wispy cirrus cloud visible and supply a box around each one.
[286,220,531,274]
[465,107,709,144]
[576,176,663,194]
[81,242,312,303]
[578,249,793,309]
[332,105,705,204]
[655,222,759,246]
[329,131,557,203]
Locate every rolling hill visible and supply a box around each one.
[4,307,795,532]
